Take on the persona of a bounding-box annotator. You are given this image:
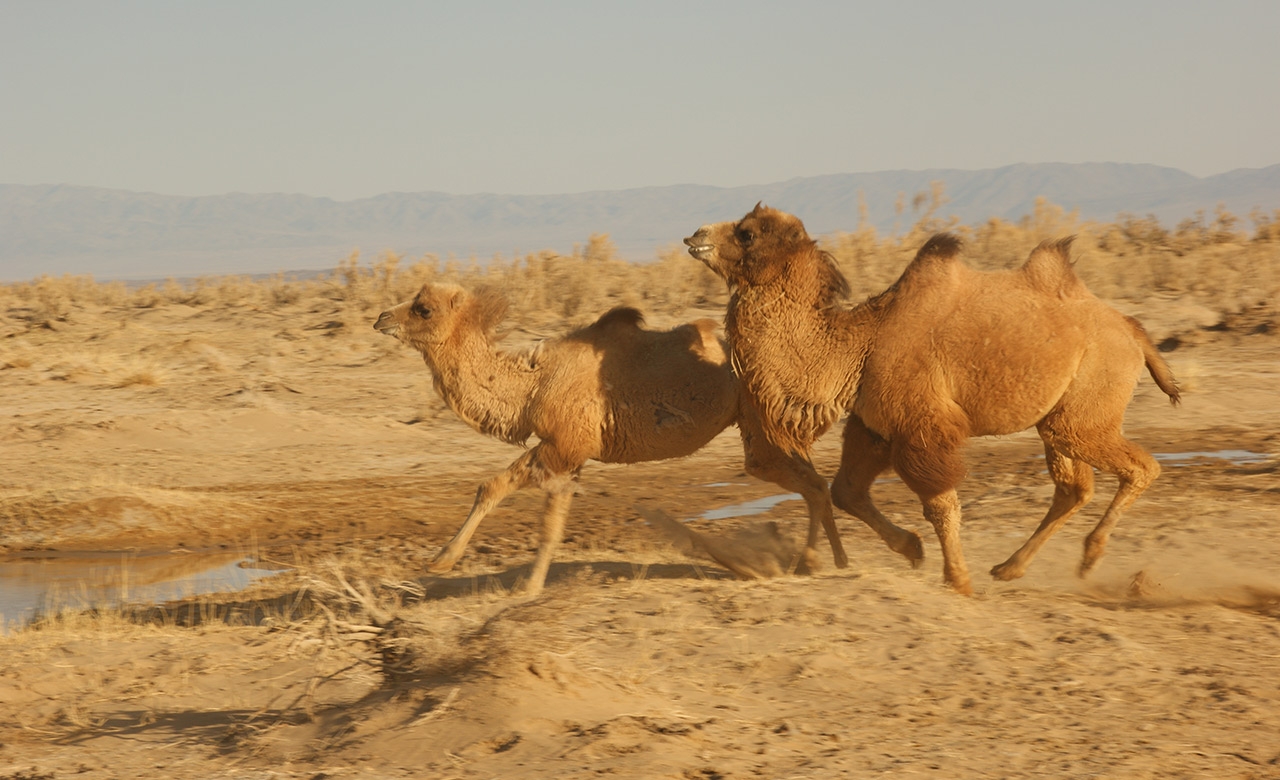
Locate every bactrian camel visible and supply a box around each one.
[374,282,848,594]
[684,204,1180,594]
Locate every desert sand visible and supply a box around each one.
[0,276,1277,779]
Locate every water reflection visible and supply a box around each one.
[700,493,802,521]
[1153,449,1271,465]
[0,550,280,632]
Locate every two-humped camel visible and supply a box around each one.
[685,204,1180,594]
[374,282,849,594]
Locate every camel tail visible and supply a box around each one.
[1127,315,1181,406]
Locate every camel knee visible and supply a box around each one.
[1056,479,1093,510]
[1135,457,1160,491]
[893,436,965,499]
[745,452,824,494]
[829,474,863,515]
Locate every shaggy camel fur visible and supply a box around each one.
[685,204,1180,594]
[374,282,844,594]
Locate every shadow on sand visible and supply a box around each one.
[113,558,734,630]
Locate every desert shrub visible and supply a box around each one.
[1250,208,1280,243]
[3,199,1277,333]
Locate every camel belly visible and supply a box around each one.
[595,384,739,464]
[859,315,1092,439]
[596,408,733,463]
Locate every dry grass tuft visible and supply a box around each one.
[2,191,1276,345]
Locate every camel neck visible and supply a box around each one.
[422,330,537,445]
[726,282,877,452]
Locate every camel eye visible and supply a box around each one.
[737,229,754,245]
[412,303,432,319]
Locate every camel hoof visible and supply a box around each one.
[989,561,1024,581]
[901,532,925,568]
[833,550,850,570]
[426,556,458,575]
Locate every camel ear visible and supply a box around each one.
[447,288,464,311]
[751,201,766,216]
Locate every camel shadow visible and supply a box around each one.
[52,707,308,752]
[405,558,733,603]
[120,558,732,629]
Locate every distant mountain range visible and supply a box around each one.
[3,162,1279,281]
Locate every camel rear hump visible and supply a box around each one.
[684,318,729,365]
[1020,236,1090,299]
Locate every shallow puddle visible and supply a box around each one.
[0,550,281,633]
[1154,449,1271,465]
[700,493,803,521]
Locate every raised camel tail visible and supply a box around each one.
[1126,315,1181,405]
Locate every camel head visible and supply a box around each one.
[685,203,850,301]
[374,282,508,353]
[684,203,816,288]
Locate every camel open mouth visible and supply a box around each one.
[683,235,715,261]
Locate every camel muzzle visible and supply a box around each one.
[373,311,400,336]
[684,230,715,261]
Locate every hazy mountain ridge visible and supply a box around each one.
[3,162,1278,281]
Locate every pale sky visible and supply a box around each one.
[2,0,1276,200]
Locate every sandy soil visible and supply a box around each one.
[0,293,1278,779]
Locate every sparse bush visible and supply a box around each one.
[2,199,1277,337]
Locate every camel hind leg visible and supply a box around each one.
[525,477,575,596]
[990,438,1095,581]
[430,444,581,591]
[1076,441,1159,578]
[1039,412,1161,578]
[738,404,848,569]
[830,415,925,566]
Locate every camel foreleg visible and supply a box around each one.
[831,415,925,566]
[921,490,972,595]
[739,406,848,569]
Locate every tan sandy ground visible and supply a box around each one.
[0,293,1278,779]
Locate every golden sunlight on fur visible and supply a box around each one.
[686,204,1180,594]
[374,282,851,594]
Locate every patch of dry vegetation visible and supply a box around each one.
[1,192,1277,776]
[3,193,1276,345]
